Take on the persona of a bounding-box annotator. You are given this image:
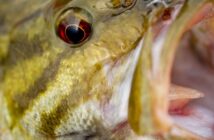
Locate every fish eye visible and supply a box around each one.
[55,7,93,46]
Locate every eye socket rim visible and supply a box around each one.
[55,7,93,47]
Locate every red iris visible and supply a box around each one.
[57,20,92,45]
[55,7,93,46]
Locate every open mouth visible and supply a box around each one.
[110,53,214,139]
[107,1,214,139]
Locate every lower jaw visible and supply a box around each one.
[110,105,214,139]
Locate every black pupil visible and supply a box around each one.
[66,25,85,44]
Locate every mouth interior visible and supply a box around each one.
[110,44,214,138]
[111,5,214,139]
[170,32,214,138]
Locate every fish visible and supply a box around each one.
[0,0,213,139]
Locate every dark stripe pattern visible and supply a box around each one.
[38,63,102,136]
[39,98,70,136]
[7,49,71,127]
